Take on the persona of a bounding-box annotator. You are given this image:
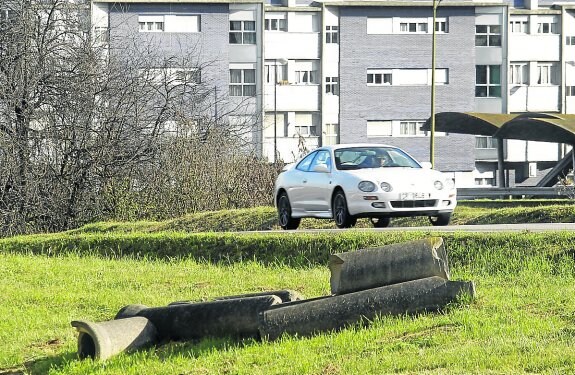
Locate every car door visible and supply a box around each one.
[300,150,333,214]
[286,151,317,214]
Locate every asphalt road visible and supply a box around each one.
[267,223,575,233]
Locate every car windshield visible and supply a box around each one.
[334,147,421,170]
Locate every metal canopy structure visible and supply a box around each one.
[421,112,575,187]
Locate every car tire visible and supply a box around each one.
[370,217,391,228]
[429,213,452,226]
[332,191,357,229]
[277,192,301,230]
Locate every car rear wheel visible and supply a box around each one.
[370,217,391,228]
[429,213,452,226]
[277,192,301,230]
[333,191,357,229]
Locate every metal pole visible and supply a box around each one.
[274,60,278,163]
[430,0,438,168]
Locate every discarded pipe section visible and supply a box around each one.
[259,276,475,340]
[329,237,450,295]
[71,237,475,360]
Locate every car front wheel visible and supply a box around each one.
[333,191,357,229]
[277,192,301,230]
[429,213,452,226]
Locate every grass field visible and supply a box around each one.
[2,201,575,374]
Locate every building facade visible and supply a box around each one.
[92,0,575,187]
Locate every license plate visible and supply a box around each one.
[400,192,427,200]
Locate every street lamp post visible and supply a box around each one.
[273,58,288,163]
[430,0,441,168]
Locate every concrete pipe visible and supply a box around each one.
[168,289,304,306]
[259,276,475,341]
[71,316,158,361]
[329,237,450,295]
[117,294,282,341]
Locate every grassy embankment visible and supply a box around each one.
[1,200,575,374]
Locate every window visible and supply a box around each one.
[326,25,338,43]
[400,121,426,136]
[435,19,448,33]
[265,17,287,31]
[229,21,256,44]
[264,61,287,84]
[567,36,575,45]
[326,77,339,95]
[229,69,256,96]
[139,16,164,32]
[173,69,201,85]
[475,136,497,149]
[294,113,318,136]
[296,151,317,171]
[367,121,392,137]
[294,61,318,85]
[567,86,575,96]
[475,25,501,46]
[323,123,338,145]
[309,150,332,171]
[476,65,501,97]
[400,22,427,33]
[510,20,528,33]
[509,63,528,85]
[537,63,558,85]
[94,26,109,44]
[367,69,392,85]
[537,22,558,34]
[165,15,200,32]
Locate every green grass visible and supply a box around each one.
[63,200,575,235]
[3,230,575,374]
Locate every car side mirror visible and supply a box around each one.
[313,164,330,173]
[420,162,432,169]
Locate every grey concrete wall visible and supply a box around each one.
[338,6,477,172]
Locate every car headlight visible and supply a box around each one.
[380,182,393,192]
[358,181,376,192]
[434,180,444,190]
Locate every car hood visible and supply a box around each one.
[341,167,454,190]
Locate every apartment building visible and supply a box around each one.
[91,0,575,187]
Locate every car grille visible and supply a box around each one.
[390,200,437,208]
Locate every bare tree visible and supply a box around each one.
[0,1,279,236]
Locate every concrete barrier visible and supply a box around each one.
[329,237,450,295]
[71,316,157,360]
[259,276,475,341]
[117,295,282,341]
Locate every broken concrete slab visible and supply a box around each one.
[71,316,158,361]
[329,237,450,295]
[259,276,474,341]
[117,295,282,341]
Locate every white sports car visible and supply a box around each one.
[274,144,457,229]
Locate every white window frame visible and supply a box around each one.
[264,61,287,84]
[537,22,558,34]
[435,19,448,33]
[567,86,575,96]
[476,65,501,98]
[567,36,575,45]
[138,15,165,32]
[509,63,528,85]
[293,113,319,137]
[475,25,501,47]
[509,20,528,33]
[399,121,426,136]
[265,15,287,31]
[323,123,339,145]
[229,68,256,97]
[537,63,558,85]
[229,20,256,44]
[367,69,392,86]
[294,61,318,85]
[475,136,498,149]
[325,77,339,95]
[326,25,339,43]
[399,21,428,34]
